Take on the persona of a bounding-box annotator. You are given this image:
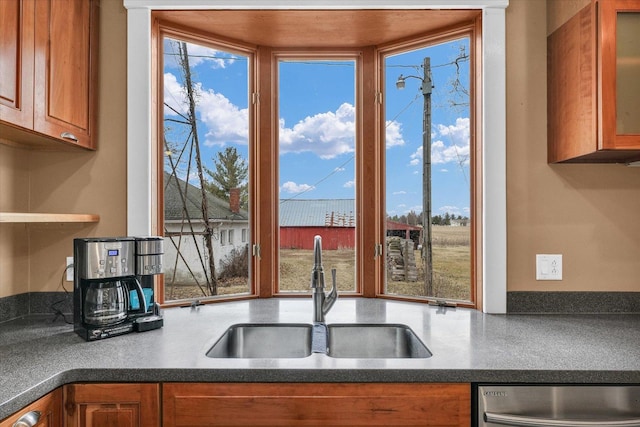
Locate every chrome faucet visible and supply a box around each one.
[311,235,338,323]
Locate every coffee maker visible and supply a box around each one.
[73,237,164,341]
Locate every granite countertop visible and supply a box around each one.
[1,298,639,419]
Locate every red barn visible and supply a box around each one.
[279,199,355,250]
[279,199,424,250]
[386,220,423,248]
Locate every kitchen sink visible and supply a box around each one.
[206,323,313,358]
[206,322,431,359]
[327,324,432,358]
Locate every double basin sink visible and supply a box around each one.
[206,323,432,359]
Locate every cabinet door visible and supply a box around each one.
[0,0,34,129]
[599,0,640,150]
[64,383,160,427]
[163,383,470,426]
[0,388,62,427]
[33,0,98,149]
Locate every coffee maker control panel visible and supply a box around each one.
[78,238,135,279]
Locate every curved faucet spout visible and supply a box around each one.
[310,235,338,323]
[323,269,338,314]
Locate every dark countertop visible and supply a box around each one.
[1,298,639,419]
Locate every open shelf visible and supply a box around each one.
[0,212,100,223]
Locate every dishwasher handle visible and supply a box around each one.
[484,412,640,427]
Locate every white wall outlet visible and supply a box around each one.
[66,256,74,282]
[536,254,562,281]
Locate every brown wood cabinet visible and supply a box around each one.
[64,383,160,427]
[548,0,640,163]
[163,383,471,426]
[0,388,62,427]
[0,0,35,130]
[0,0,98,150]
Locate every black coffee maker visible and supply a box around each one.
[73,237,162,341]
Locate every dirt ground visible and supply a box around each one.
[164,226,470,302]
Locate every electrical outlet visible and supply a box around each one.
[536,254,562,281]
[66,256,74,281]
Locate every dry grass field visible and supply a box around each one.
[279,226,470,300]
[165,226,471,302]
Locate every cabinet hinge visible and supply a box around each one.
[252,244,261,259]
[252,92,259,105]
[375,92,383,104]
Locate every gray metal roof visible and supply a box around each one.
[279,199,355,227]
[164,172,248,221]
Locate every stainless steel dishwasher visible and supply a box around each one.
[477,385,640,426]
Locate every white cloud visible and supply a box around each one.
[165,82,407,157]
[281,181,315,194]
[164,72,188,116]
[279,103,406,159]
[438,205,470,217]
[279,103,355,159]
[431,140,469,165]
[406,117,470,167]
[409,146,422,166]
[437,117,470,142]
[432,117,470,165]
[385,121,405,147]
[164,40,235,69]
[163,72,249,146]
[198,87,249,146]
[343,180,355,188]
[405,205,422,214]
[392,190,407,195]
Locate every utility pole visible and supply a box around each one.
[396,57,433,296]
[420,57,433,296]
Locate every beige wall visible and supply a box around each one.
[0,146,30,296]
[506,0,640,292]
[0,0,128,297]
[1,0,639,299]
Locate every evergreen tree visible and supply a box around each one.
[443,212,452,225]
[204,147,248,209]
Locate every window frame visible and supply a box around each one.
[126,1,507,313]
[376,23,480,306]
[273,50,364,297]
[156,23,259,304]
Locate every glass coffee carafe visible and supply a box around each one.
[83,279,142,326]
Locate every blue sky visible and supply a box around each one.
[163,37,470,219]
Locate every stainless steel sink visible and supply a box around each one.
[326,324,432,358]
[206,323,313,358]
[206,322,431,359]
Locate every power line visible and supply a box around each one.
[280,155,354,203]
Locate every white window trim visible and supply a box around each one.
[124,0,508,314]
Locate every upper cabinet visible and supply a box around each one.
[0,0,98,150]
[548,0,640,163]
[0,0,35,130]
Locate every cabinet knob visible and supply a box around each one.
[12,411,41,427]
[60,132,79,142]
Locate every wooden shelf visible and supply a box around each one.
[0,212,100,223]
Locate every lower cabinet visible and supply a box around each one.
[63,383,160,427]
[163,383,471,426]
[2,382,470,426]
[0,388,62,427]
